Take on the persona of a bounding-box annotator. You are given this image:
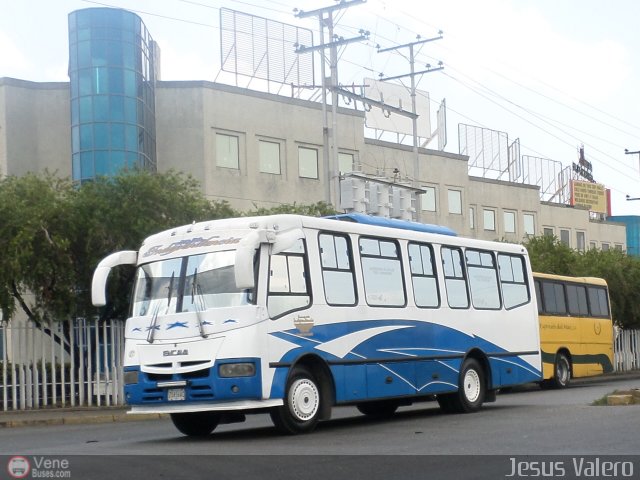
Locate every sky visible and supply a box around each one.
[2,0,640,216]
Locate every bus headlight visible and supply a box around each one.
[124,370,139,385]
[219,362,256,378]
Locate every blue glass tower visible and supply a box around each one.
[68,8,157,182]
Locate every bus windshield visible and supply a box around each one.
[132,250,254,317]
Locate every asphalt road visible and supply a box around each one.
[1,375,639,479]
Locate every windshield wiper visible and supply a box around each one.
[147,272,174,344]
[191,268,208,338]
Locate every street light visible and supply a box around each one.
[625,148,640,174]
[626,194,640,201]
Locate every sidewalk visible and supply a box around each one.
[0,406,167,429]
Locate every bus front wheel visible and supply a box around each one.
[552,353,571,388]
[170,412,220,437]
[270,366,321,435]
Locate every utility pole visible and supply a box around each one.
[295,0,367,208]
[625,148,640,175]
[377,34,443,187]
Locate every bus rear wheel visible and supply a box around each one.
[170,412,220,437]
[270,366,321,435]
[552,353,571,388]
[439,358,486,414]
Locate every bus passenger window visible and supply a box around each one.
[320,233,356,306]
[498,254,530,309]
[408,243,439,308]
[534,280,543,313]
[360,238,405,306]
[267,239,311,318]
[466,249,501,309]
[441,247,469,309]
[588,287,609,317]
[566,284,589,316]
[542,281,566,314]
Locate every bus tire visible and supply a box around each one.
[552,352,571,388]
[450,358,486,413]
[170,412,220,437]
[270,366,321,435]
[356,400,399,418]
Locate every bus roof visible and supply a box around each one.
[533,272,608,287]
[326,213,457,236]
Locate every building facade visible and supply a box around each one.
[68,8,158,182]
[0,6,629,250]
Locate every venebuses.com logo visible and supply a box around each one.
[6,456,71,478]
[7,456,30,479]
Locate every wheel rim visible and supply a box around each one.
[463,368,481,403]
[288,378,319,422]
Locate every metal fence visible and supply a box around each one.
[1,318,125,411]
[1,320,639,412]
[615,328,640,373]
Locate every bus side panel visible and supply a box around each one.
[333,364,368,402]
[580,316,615,376]
[415,359,459,395]
[366,362,415,398]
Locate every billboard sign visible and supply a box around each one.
[571,180,607,214]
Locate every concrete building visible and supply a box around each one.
[0,7,628,250]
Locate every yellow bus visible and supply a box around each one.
[533,273,614,388]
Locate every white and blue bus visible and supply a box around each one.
[92,213,541,436]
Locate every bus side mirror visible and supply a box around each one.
[235,232,261,289]
[92,250,138,307]
[271,229,304,255]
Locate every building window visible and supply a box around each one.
[338,152,354,174]
[543,227,554,237]
[615,244,623,251]
[298,146,318,179]
[421,186,436,212]
[589,241,597,250]
[523,213,535,236]
[504,211,516,234]
[602,243,610,251]
[216,133,239,169]
[469,206,475,230]
[483,209,496,231]
[560,229,570,246]
[259,140,281,175]
[576,231,586,252]
[448,189,462,214]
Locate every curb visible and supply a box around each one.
[0,411,168,429]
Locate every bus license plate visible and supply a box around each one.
[167,388,185,401]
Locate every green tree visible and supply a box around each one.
[70,170,236,322]
[523,235,578,276]
[245,201,337,217]
[523,234,640,328]
[0,170,237,325]
[0,172,75,327]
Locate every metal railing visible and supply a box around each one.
[1,318,125,411]
[615,328,640,373]
[1,320,639,412]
